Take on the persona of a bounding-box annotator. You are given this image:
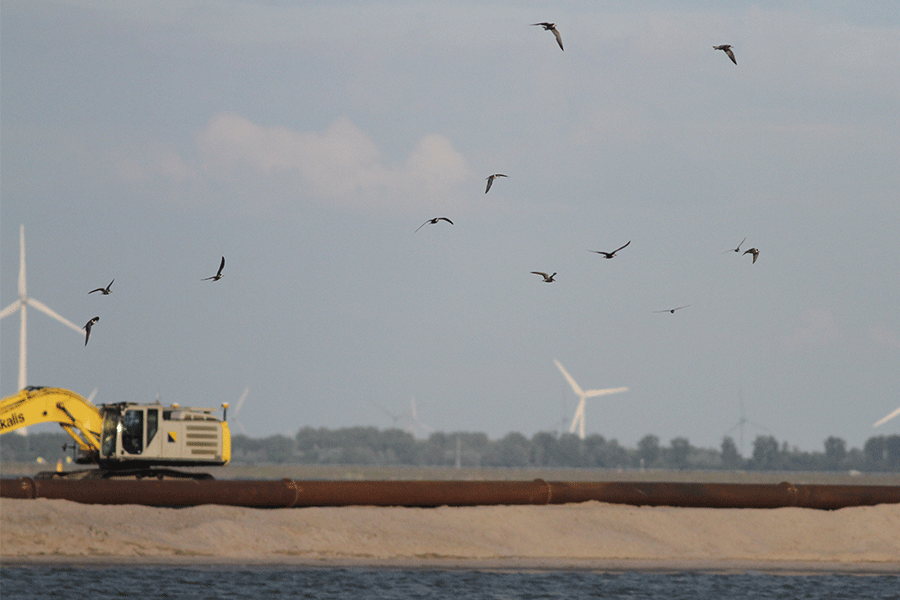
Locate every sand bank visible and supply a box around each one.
[2,499,899,571]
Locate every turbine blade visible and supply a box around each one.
[26,298,83,334]
[235,387,250,414]
[554,359,584,396]
[0,300,23,319]
[86,388,98,404]
[583,387,629,398]
[873,406,900,428]
[569,398,585,434]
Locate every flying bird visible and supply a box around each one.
[743,248,759,263]
[88,279,114,295]
[713,44,737,64]
[485,173,507,194]
[723,238,746,254]
[532,22,564,51]
[531,271,557,283]
[589,240,631,259]
[202,256,225,281]
[654,305,690,314]
[415,217,454,233]
[83,316,99,346]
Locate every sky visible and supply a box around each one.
[2,1,899,454]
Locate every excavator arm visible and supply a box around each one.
[0,387,103,461]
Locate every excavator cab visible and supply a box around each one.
[97,402,230,469]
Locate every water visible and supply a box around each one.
[2,565,899,599]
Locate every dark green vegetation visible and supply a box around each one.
[4,427,899,473]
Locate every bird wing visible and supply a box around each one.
[725,48,737,64]
[438,217,453,225]
[614,240,631,254]
[552,27,564,50]
[88,288,103,294]
[414,220,430,233]
[485,176,493,194]
[217,256,225,275]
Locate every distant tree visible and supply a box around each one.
[489,432,531,467]
[637,434,660,467]
[669,437,691,470]
[823,436,847,470]
[582,434,609,468]
[886,435,900,470]
[720,436,743,469]
[864,436,887,470]
[749,435,781,470]
[555,433,583,467]
[530,432,557,466]
[420,432,453,465]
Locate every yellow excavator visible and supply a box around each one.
[0,386,231,479]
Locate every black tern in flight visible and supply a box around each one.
[531,271,557,283]
[589,240,631,259]
[743,248,759,263]
[713,44,737,64]
[532,23,564,51]
[485,174,507,194]
[723,238,746,254]
[654,305,690,314]
[88,279,114,295]
[83,316,99,346]
[202,257,225,281]
[415,217,454,233]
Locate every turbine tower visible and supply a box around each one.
[0,225,83,391]
[554,359,628,440]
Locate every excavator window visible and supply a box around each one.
[101,413,117,457]
[122,409,144,455]
[147,409,159,444]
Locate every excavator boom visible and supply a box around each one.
[1,387,102,460]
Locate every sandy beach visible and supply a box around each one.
[2,498,899,572]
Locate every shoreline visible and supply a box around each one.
[7,556,900,576]
[4,556,900,575]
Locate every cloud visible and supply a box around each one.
[124,113,471,213]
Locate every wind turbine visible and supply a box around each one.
[231,387,250,435]
[873,406,900,428]
[407,396,433,439]
[724,387,772,455]
[554,359,628,440]
[1,225,83,392]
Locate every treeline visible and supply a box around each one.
[3,428,900,472]
[234,428,900,472]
